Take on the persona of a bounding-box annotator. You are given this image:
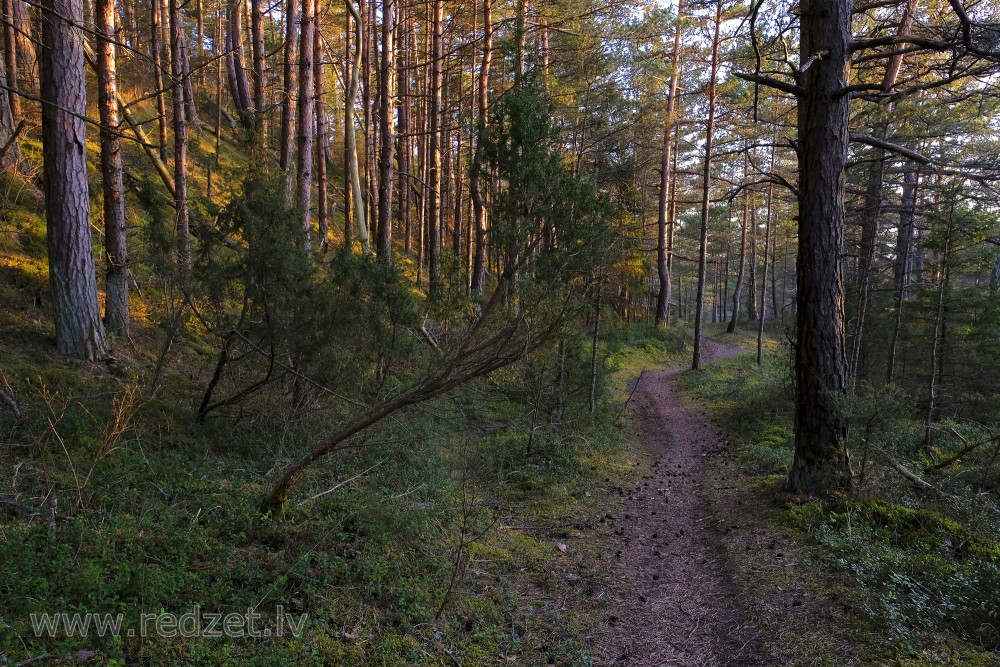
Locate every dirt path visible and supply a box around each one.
[591,338,763,666]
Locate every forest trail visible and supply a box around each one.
[591,338,764,666]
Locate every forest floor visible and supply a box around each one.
[590,337,768,666]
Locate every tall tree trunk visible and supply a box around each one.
[757,143,776,364]
[2,0,21,125]
[849,0,915,384]
[40,0,108,360]
[343,9,353,248]
[924,201,953,449]
[426,0,443,295]
[376,0,396,260]
[96,0,129,335]
[151,0,169,162]
[788,0,852,494]
[314,6,328,250]
[397,10,411,253]
[655,0,683,326]
[250,0,266,134]
[170,0,191,279]
[296,0,316,247]
[344,0,368,252]
[0,35,16,169]
[279,0,299,172]
[887,168,918,382]
[470,0,492,294]
[692,0,721,370]
[225,0,252,128]
[727,193,748,333]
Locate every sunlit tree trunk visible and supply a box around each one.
[96,0,129,335]
[41,0,108,360]
[376,0,396,260]
[692,0,721,370]
[655,0,683,327]
[344,0,369,252]
[170,0,191,278]
[427,0,443,295]
[280,0,299,174]
[470,0,492,294]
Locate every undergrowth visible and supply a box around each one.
[679,337,1000,666]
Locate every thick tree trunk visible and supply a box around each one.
[96,0,129,336]
[692,0,721,370]
[40,0,108,360]
[788,0,852,494]
[470,0,492,294]
[376,0,395,260]
[655,0,683,326]
[296,0,316,247]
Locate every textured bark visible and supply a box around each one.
[692,0,721,370]
[296,0,316,247]
[426,0,443,295]
[396,11,411,253]
[655,0,683,326]
[225,0,253,128]
[470,0,492,294]
[2,0,20,125]
[170,0,191,278]
[150,0,168,162]
[343,10,353,248]
[376,0,396,260]
[96,0,129,335]
[279,0,299,172]
[0,41,16,169]
[788,0,852,494]
[344,0,368,252]
[40,0,108,360]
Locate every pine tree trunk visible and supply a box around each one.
[344,0,368,252]
[692,0,721,370]
[250,0,266,134]
[470,0,492,294]
[170,0,191,278]
[2,0,21,125]
[727,198,747,333]
[151,0,169,162]
[40,0,108,360]
[296,0,316,247]
[96,0,129,336]
[376,0,396,260]
[655,0,683,327]
[314,7,328,250]
[788,0,852,494]
[427,0,443,296]
[280,0,299,172]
